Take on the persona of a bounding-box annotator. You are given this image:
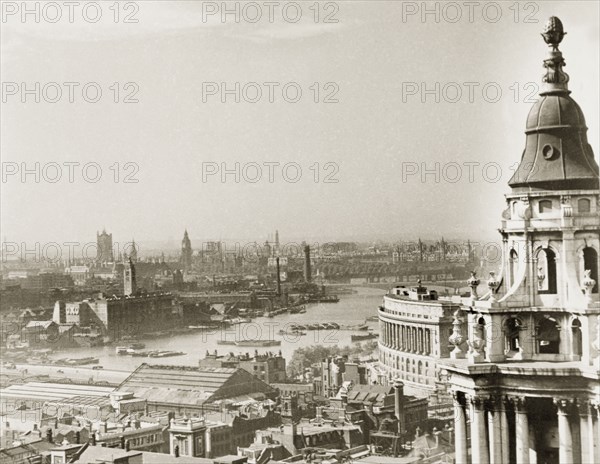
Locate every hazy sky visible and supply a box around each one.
[2,1,599,248]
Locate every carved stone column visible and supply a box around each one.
[577,400,594,464]
[469,395,489,464]
[487,396,504,464]
[555,399,574,464]
[453,392,468,464]
[412,327,417,353]
[401,325,405,351]
[514,397,530,464]
[592,402,600,463]
[500,397,510,464]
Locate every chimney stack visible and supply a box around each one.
[393,380,405,437]
[303,245,312,282]
[433,427,440,449]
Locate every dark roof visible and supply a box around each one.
[509,92,598,191]
[0,440,55,458]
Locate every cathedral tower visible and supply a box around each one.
[443,18,599,464]
[96,229,114,263]
[181,230,193,270]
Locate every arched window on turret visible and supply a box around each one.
[578,198,591,213]
[571,319,583,358]
[504,317,523,356]
[537,248,557,294]
[582,247,599,293]
[537,317,560,354]
[509,249,518,287]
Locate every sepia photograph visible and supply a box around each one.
[1,1,599,463]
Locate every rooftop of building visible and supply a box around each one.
[0,440,55,458]
[267,420,361,437]
[0,382,115,402]
[384,284,460,306]
[73,445,215,464]
[117,364,276,407]
[442,359,600,380]
[46,394,113,409]
[344,385,421,405]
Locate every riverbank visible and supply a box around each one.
[22,287,385,372]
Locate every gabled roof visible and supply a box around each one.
[25,320,55,329]
[117,364,276,407]
[345,385,391,405]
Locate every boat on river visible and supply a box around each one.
[235,340,281,347]
[278,329,307,336]
[148,350,185,358]
[289,305,307,314]
[340,324,368,331]
[351,333,379,342]
[217,340,237,346]
[116,343,146,355]
[307,295,340,303]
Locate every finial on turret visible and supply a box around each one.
[541,16,566,50]
[540,17,569,93]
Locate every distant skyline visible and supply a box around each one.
[2,1,599,244]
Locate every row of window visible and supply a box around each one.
[381,355,434,386]
[380,322,433,356]
[536,198,592,213]
[382,304,435,320]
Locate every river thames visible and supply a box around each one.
[50,286,387,372]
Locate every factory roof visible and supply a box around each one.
[77,446,214,463]
[117,364,276,407]
[0,382,114,402]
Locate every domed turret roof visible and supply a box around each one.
[525,93,587,132]
[508,17,599,191]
